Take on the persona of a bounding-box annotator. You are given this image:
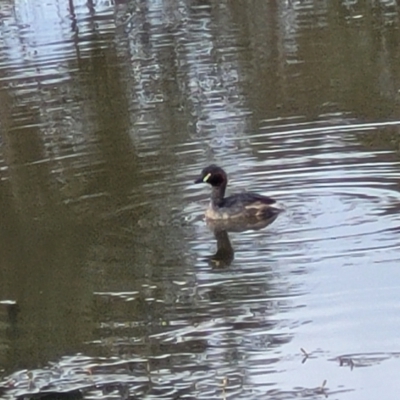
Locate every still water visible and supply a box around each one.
[1,0,400,399]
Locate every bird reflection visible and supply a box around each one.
[205,229,234,268]
[205,214,279,268]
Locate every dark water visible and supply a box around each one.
[1,1,400,399]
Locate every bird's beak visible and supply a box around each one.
[194,173,211,184]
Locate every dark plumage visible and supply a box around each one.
[194,165,282,220]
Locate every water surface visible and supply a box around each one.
[1,1,400,399]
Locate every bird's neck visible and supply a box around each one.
[210,184,226,207]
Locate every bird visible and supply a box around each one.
[194,164,282,221]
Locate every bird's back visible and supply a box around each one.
[209,191,281,220]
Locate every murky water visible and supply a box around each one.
[1,1,400,399]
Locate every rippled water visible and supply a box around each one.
[1,1,400,399]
